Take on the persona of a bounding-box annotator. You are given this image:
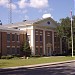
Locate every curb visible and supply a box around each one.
[0,60,75,72]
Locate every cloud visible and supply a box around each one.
[17,0,29,9]
[30,0,48,9]
[0,0,17,10]
[17,0,49,9]
[14,9,28,14]
[0,0,9,6]
[6,3,17,10]
[42,13,53,18]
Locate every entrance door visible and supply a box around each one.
[47,47,51,56]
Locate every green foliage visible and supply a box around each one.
[56,17,71,42]
[56,25,64,38]
[1,56,6,59]
[21,40,31,57]
[6,55,13,59]
[1,55,13,59]
[57,16,75,55]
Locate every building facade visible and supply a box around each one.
[0,26,26,56]
[0,17,62,56]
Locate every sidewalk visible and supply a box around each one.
[0,60,75,72]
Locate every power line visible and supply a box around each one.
[9,0,12,24]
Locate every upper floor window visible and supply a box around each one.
[35,35,38,42]
[12,34,15,41]
[40,35,42,41]
[7,34,10,41]
[16,35,19,41]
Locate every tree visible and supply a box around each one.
[21,40,31,58]
[56,16,75,55]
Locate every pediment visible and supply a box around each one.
[34,17,58,28]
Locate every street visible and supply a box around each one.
[0,62,75,75]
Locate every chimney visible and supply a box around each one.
[0,20,2,25]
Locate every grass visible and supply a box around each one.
[0,56,75,68]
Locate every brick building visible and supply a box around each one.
[4,17,62,56]
[0,26,26,56]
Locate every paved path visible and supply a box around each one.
[0,60,75,75]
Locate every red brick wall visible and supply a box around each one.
[20,34,26,45]
[0,32,1,54]
[54,32,60,54]
[35,29,43,55]
[45,31,52,55]
[2,32,7,55]
[0,31,26,56]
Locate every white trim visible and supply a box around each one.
[31,28,35,55]
[12,46,15,48]
[7,46,10,47]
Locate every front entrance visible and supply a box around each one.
[47,47,51,56]
[46,43,52,56]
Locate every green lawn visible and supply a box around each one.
[0,56,75,68]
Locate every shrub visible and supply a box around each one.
[1,55,13,59]
[6,55,13,59]
[1,56,6,59]
[30,55,41,58]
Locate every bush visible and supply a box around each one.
[1,55,13,59]
[6,55,13,59]
[1,56,6,59]
[30,55,41,58]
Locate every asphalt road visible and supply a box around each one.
[0,62,75,75]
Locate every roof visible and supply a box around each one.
[0,25,24,32]
[3,17,58,28]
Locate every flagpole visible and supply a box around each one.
[70,10,73,57]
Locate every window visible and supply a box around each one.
[40,48,43,55]
[7,41,10,46]
[12,34,15,41]
[17,48,20,54]
[7,34,10,41]
[12,48,15,54]
[7,47,11,55]
[54,37,57,42]
[35,47,38,55]
[16,35,19,41]
[35,35,38,41]
[40,35,42,41]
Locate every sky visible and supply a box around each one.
[0,0,74,25]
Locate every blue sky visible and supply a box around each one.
[0,0,74,24]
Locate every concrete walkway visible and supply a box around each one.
[0,60,75,72]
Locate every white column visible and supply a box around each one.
[31,29,35,55]
[43,30,45,55]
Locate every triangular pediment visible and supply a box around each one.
[33,17,58,28]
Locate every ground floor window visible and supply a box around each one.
[17,48,20,54]
[12,48,16,55]
[7,47,11,55]
[40,48,43,55]
[35,47,38,55]
[7,47,20,55]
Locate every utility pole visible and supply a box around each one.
[70,10,73,57]
[9,0,12,24]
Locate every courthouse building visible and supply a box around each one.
[0,17,62,56]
